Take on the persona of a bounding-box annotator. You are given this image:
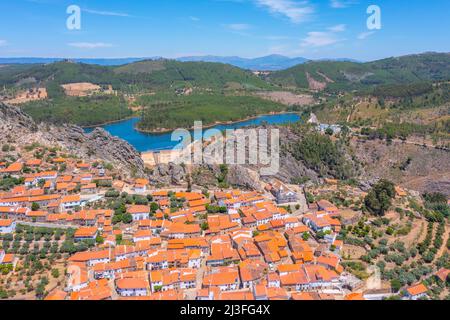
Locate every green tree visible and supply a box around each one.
[31,202,40,211]
[150,202,159,213]
[201,222,209,231]
[364,180,396,216]
[391,279,402,293]
[51,269,60,279]
[325,127,334,136]
[96,234,104,244]
[122,213,133,224]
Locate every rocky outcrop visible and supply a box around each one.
[190,164,262,191]
[0,102,38,135]
[52,126,146,177]
[150,163,187,186]
[226,165,262,191]
[191,165,220,187]
[0,103,146,178]
[275,152,321,184]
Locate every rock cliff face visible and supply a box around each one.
[0,103,146,178]
[226,165,263,190]
[52,125,146,177]
[0,101,38,133]
[149,163,187,186]
[191,164,262,191]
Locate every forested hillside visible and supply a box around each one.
[0,59,271,92]
[1,52,449,128]
[136,92,288,132]
[21,95,132,127]
[267,52,450,92]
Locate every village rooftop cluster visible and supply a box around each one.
[0,147,447,301]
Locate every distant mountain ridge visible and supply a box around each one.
[0,55,309,70]
[0,57,153,66]
[176,54,310,71]
[1,52,448,93]
[0,55,363,70]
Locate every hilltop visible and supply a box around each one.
[0,59,271,92]
[267,52,450,92]
[0,103,145,177]
[2,52,448,93]
[0,59,273,127]
[1,52,449,95]
[114,59,271,90]
[0,52,449,129]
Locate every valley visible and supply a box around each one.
[0,51,449,301]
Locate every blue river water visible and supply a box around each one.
[85,113,301,152]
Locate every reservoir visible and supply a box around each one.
[85,113,301,152]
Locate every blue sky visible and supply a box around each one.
[0,0,449,61]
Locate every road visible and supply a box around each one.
[184,258,207,300]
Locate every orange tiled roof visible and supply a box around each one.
[406,283,428,296]
[345,292,365,300]
[45,289,67,301]
[2,162,23,173]
[0,219,14,227]
[68,249,111,262]
[74,227,98,238]
[61,195,80,203]
[116,278,148,290]
[128,205,150,214]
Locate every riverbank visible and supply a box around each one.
[82,115,138,129]
[134,111,300,134]
[85,113,301,152]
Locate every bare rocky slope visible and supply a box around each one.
[0,103,146,178]
[351,138,450,196]
[189,126,356,190]
[189,125,449,195]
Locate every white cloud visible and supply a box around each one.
[83,8,131,17]
[358,31,375,40]
[301,32,340,47]
[224,23,252,31]
[254,0,314,24]
[189,16,200,21]
[330,0,357,8]
[68,42,113,49]
[301,25,346,47]
[0,40,7,47]
[328,24,346,32]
